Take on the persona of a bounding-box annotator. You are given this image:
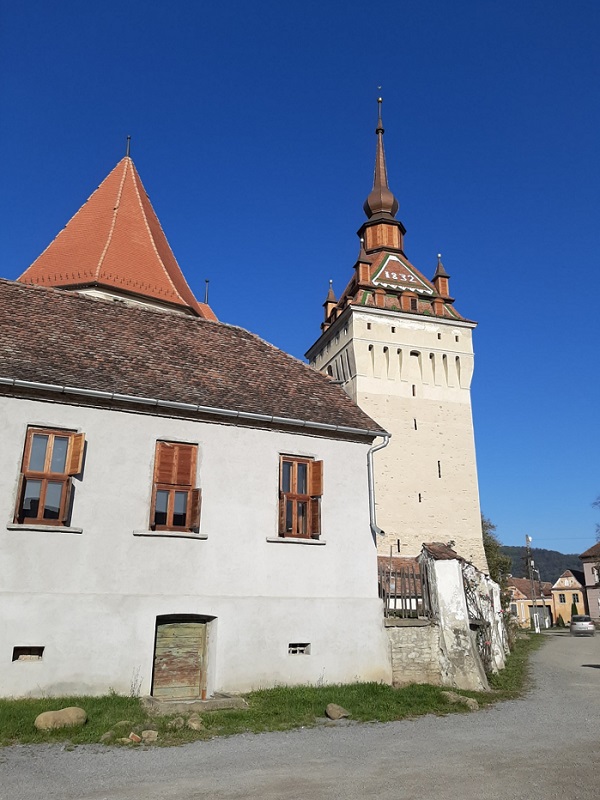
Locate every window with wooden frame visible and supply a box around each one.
[151,441,201,532]
[278,456,323,539]
[14,428,85,526]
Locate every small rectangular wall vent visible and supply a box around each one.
[288,642,311,655]
[13,646,44,662]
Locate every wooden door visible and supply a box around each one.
[152,619,207,699]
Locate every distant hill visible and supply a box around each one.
[501,546,582,584]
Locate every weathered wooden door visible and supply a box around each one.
[152,618,207,699]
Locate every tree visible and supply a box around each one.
[481,515,512,594]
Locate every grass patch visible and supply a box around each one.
[0,634,545,747]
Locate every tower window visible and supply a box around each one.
[413,419,417,430]
[410,298,418,311]
[455,335,459,342]
[418,493,422,503]
[438,461,442,478]
[437,333,442,340]
[391,326,396,333]
[367,323,372,330]
[412,385,416,397]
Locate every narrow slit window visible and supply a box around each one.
[12,646,44,662]
[438,461,442,478]
[418,493,422,503]
[288,643,311,655]
[413,419,417,430]
[412,385,416,397]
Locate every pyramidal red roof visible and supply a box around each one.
[18,157,216,320]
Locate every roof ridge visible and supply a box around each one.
[95,157,129,279]
[128,159,183,303]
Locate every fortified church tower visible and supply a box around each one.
[306,101,487,570]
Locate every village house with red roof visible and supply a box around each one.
[0,149,393,698]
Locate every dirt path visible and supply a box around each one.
[1,631,599,799]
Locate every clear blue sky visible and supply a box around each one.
[1,1,599,554]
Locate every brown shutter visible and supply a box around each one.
[155,442,177,484]
[309,497,320,537]
[61,480,72,525]
[278,495,286,535]
[13,474,25,523]
[190,488,202,530]
[67,433,86,476]
[309,460,323,497]
[175,444,197,487]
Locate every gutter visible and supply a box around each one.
[367,433,390,544]
[0,376,386,440]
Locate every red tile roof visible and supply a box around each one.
[18,157,215,320]
[507,577,552,599]
[0,279,385,437]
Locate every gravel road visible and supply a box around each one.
[1,631,599,800]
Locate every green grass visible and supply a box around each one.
[0,634,545,747]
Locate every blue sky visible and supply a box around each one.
[1,1,599,554]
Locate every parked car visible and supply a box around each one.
[570,615,595,636]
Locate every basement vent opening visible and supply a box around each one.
[13,646,44,662]
[288,642,311,655]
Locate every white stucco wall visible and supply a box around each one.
[0,395,391,697]
[308,307,487,571]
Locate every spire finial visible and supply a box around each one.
[126,136,131,158]
[363,96,399,219]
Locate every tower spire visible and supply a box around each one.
[363,97,399,219]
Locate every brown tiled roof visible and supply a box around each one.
[18,157,215,320]
[508,577,552,600]
[0,279,385,436]
[422,542,459,560]
[580,542,600,559]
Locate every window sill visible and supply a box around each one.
[266,536,326,546]
[133,531,208,540]
[6,523,83,534]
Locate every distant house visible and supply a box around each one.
[551,570,586,624]
[0,155,392,698]
[506,576,553,629]
[579,543,600,622]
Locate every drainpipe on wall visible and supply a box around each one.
[367,433,390,545]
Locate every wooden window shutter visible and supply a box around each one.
[309,497,320,537]
[67,433,86,476]
[13,474,25,523]
[190,488,202,530]
[155,442,177,484]
[60,480,72,525]
[279,494,286,534]
[175,444,197,487]
[309,460,323,497]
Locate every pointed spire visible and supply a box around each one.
[363,97,399,219]
[18,156,216,320]
[433,253,449,279]
[325,279,336,304]
[432,253,451,299]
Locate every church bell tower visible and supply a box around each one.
[306,100,487,570]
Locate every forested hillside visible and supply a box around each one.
[500,546,583,583]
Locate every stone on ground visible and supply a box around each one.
[325,703,350,720]
[187,713,204,731]
[141,729,159,742]
[34,707,87,730]
[441,691,479,711]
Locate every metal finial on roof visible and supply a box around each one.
[126,136,131,157]
[325,279,336,303]
[204,279,210,305]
